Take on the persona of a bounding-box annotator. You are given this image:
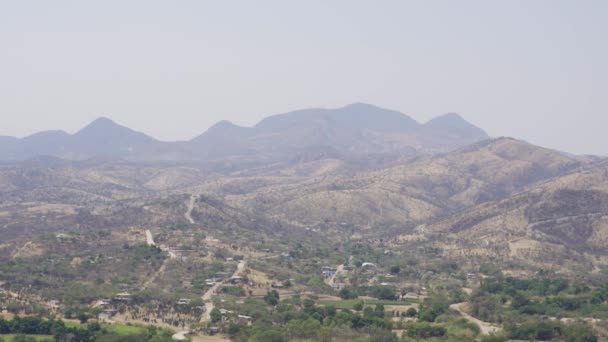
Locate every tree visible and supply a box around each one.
[339,287,358,300]
[405,307,417,317]
[353,301,364,311]
[264,290,280,306]
[87,321,101,332]
[374,304,385,318]
[227,323,244,336]
[406,323,447,339]
[285,318,321,340]
[210,308,222,323]
[77,312,89,324]
[390,266,400,274]
[324,305,337,317]
[371,286,396,300]
[251,328,285,342]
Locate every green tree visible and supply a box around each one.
[264,290,280,306]
[405,307,417,317]
[339,287,358,300]
[210,308,222,323]
[374,304,385,318]
[353,301,364,311]
[251,328,285,342]
[77,312,89,324]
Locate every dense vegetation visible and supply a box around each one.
[0,317,174,342]
[468,276,602,342]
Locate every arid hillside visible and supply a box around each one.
[419,160,608,271]
[197,138,593,231]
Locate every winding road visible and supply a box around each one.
[185,194,196,224]
[450,302,501,334]
[201,260,246,322]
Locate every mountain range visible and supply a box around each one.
[0,103,488,164]
[3,103,608,272]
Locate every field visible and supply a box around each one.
[318,298,419,310]
[105,323,148,336]
[0,335,54,341]
[66,321,148,336]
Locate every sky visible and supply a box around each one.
[1,1,607,155]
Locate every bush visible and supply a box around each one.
[405,323,447,339]
[264,290,280,306]
[339,287,358,300]
[353,301,364,311]
[480,332,509,342]
[405,307,417,317]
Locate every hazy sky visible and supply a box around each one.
[1,1,607,155]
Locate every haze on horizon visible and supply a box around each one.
[1,1,607,155]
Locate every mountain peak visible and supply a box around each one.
[68,116,157,156]
[209,120,239,130]
[424,112,488,139]
[425,112,467,125]
[79,116,121,131]
[343,102,379,110]
[75,116,152,138]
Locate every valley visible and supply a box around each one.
[1,109,607,341]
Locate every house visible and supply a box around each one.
[114,293,132,301]
[466,273,477,279]
[229,276,244,284]
[102,309,117,316]
[321,266,337,278]
[271,283,285,289]
[177,298,191,305]
[403,292,419,300]
[214,272,230,280]
[236,315,253,325]
[331,283,345,291]
[98,312,112,322]
[219,309,233,315]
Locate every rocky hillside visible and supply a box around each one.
[420,160,608,270]
[189,138,592,231]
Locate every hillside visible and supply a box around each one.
[419,160,608,271]
[189,138,591,231]
[0,137,589,243]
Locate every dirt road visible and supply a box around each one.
[450,302,501,334]
[328,264,345,286]
[171,330,191,340]
[145,230,156,246]
[185,194,196,224]
[201,260,246,322]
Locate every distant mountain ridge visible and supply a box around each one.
[0,103,489,163]
[0,117,160,161]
